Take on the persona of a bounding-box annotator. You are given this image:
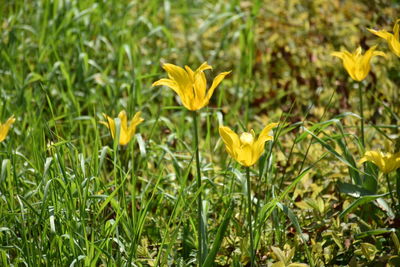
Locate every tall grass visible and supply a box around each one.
[1,0,400,266]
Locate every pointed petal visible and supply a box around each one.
[195,62,212,72]
[101,113,116,139]
[252,123,278,163]
[204,71,231,104]
[331,51,346,59]
[0,116,15,142]
[162,63,192,92]
[193,70,207,103]
[219,126,240,159]
[368,28,393,40]
[184,66,195,82]
[118,110,128,131]
[128,111,144,137]
[360,151,386,173]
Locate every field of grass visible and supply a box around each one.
[1,0,400,266]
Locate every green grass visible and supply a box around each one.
[1,0,400,266]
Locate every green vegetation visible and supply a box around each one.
[1,0,400,266]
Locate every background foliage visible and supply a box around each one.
[1,0,400,266]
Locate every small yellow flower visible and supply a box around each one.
[359,151,400,174]
[0,116,15,142]
[219,123,278,167]
[100,110,144,145]
[368,19,400,57]
[152,62,231,111]
[331,45,386,81]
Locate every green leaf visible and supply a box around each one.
[339,193,389,219]
[202,201,234,267]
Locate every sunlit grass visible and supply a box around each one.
[1,0,400,266]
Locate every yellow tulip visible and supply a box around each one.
[0,116,15,142]
[100,110,144,145]
[152,62,231,111]
[331,45,385,81]
[219,123,278,167]
[359,151,400,174]
[368,19,400,57]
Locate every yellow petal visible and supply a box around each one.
[128,111,144,137]
[219,126,240,159]
[253,123,277,163]
[354,46,362,57]
[360,151,386,173]
[193,70,207,103]
[204,71,231,104]
[101,113,116,139]
[195,62,212,72]
[0,116,15,142]
[118,110,128,131]
[152,78,181,95]
[237,143,255,167]
[368,28,393,41]
[162,63,191,86]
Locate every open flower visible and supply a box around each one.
[359,151,400,174]
[368,19,400,57]
[152,62,231,111]
[219,123,278,167]
[100,110,144,145]
[331,45,386,81]
[0,116,15,142]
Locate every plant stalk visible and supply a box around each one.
[386,173,396,208]
[192,111,207,264]
[246,167,255,266]
[358,83,365,147]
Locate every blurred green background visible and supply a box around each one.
[1,0,400,266]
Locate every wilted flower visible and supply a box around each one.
[219,123,278,167]
[152,62,231,111]
[0,116,15,142]
[368,19,400,57]
[331,45,385,81]
[359,151,400,174]
[100,110,144,145]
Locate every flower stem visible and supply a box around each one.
[246,167,255,266]
[386,174,396,208]
[358,83,365,147]
[192,111,207,264]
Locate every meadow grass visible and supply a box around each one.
[1,0,400,266]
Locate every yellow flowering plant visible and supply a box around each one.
[0,116,15,142]
[153,62,230,264]
[100,110,144,146]
[219,121,278,266]
[332,45,385,147]
[219,122,278,167]
[152,62,231,111]
[360,151,400,174]
[369,19,400,57]
[360,150,400,207]
[331,45,386,82]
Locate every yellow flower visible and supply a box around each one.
[152,62,231,111]
[0,116,15,142]
[359,151,400,174]
[219,123,278,167]
[100,110,144,145]
[368,19,400,57]
[331,45,386,81]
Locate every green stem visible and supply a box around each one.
[192,111,207,264]
[386,174,396,208]
[246,167,255,266]
[358,83,365,147]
